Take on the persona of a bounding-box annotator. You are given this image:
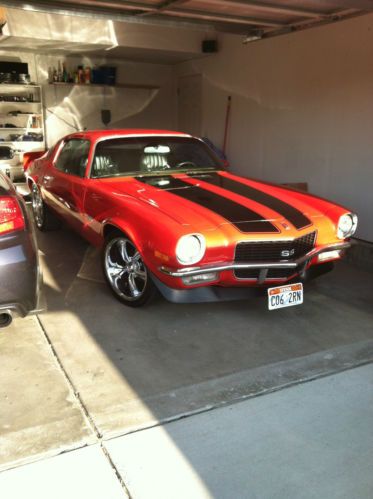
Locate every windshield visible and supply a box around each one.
[91,136,223,178]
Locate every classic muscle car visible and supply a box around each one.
[0,172,40,327]
[27,130,357,308]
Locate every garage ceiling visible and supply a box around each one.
[4,0,373,37]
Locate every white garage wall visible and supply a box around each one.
[176,14,373,242]
[0,50,177,146]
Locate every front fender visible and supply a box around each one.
[101,212,184,275]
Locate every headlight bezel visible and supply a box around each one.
[176,233,206,266]
[337,213,358,239]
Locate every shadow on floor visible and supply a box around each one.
[34,225,373,494]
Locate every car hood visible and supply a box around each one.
[101,171,326,233]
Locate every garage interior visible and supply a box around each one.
[1,1,373,498]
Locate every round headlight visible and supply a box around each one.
[337,213,358,239]
[176,234,206,265]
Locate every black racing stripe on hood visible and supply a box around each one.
[135,176,279,233]
[188,172,311,230]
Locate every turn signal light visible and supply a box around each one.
[317,250,341,262]
[182,272,219,286]
[0,197,25,235]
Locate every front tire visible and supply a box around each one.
[102,233,155,307]
[31,184,61,231]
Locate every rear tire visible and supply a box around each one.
[31,183,61,231]
[102,232,156,307]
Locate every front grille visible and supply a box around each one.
[235,231,316,263]
[235,269,260,279]
[234,268,297,280]
[266,268,297,279]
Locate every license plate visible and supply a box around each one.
[268,283,303,310]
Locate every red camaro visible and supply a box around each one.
[27,129,357,308]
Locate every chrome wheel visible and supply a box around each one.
[104,237,148,302]
[32,184,44,228]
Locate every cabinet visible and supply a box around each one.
[0,84,45,180]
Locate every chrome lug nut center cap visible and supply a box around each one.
[129,262,139,273]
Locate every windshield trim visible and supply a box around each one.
[89,133,193,179]
[93,167,220,180]
[88,134,223,179]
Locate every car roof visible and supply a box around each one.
[65,129,193,142]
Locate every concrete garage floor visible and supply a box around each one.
[1,225,373,497]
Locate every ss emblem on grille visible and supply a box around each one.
[281,248,295,258]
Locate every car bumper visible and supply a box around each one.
[159,242,351,277]
[0,227,41,318]
[159,242,351,282]
[152,260,335,304]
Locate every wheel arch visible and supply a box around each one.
[27,175,37,190]
[102,220,144,253]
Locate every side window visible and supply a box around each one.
[55,139,90,177]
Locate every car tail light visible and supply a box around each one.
[0,197,25,235]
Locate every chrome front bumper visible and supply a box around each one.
[160,242,351,278]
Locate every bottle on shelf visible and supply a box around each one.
[85,66,91,84]
[57,61,63,82]
[48,67,53,84]
[78,66,84,84]
[62,62,68,83]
